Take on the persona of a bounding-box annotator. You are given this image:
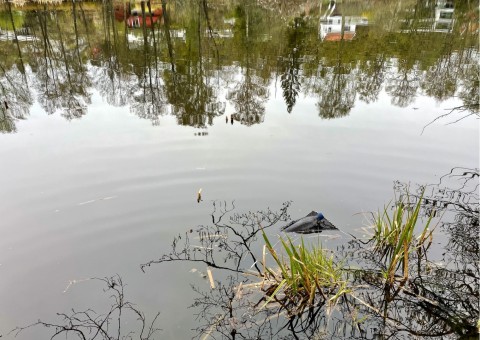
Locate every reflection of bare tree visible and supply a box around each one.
[31,7,91,119]
[91,1,132,108]
[356,56,386,104]
[0,101,16,133]
[130,50,167,125]
[130,90,167,126]
[129,2,169,125]
[226,4,269,126]
[0,0,33,131]
[0,64,32,133]
[457,59,480,115]
[10,275,161,340]
[422,60,479,132]
[166,70,224,128]
[92,66,133,107]
[315,33,356,119]
[385,59,420,108]
[5,0,26,74]
[163,1,224,128]
[142,201,291,275]
[316,64,356,119]
[422,54,458,101]
[227,69,268,125]
[190,276,277,340]
[227,64,268,126]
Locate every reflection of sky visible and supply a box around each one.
[0,74,478,338]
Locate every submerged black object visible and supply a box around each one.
[281,211,337,234]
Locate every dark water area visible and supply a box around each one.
[0,0,478,339]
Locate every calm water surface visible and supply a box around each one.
[0,0,478,338]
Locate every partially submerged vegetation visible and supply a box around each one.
[5,168,478,339]
[257,188,438,321]
[0,0,477,338]
[261,233,348,316]
[369,190,435,285]
[139,168,478,339]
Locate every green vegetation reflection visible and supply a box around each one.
[0,0,478,132]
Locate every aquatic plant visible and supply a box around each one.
[261,232,348,316]
[370,189,435,285]
[12,177,477,340]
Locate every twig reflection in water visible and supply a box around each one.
[143,171,478,339]
[9,275,162,340]
[8,169,478,339]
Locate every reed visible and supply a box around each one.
[370,190,435,284]
[261,231,347,313]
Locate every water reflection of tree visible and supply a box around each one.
[227,3,269,125]
[163,0,224,128]
[422,55,457,101]
[356,55,386,104]
[130,1,169,124]
[0,0,479,127]
[227,71,268,125]
[457,59,480,113]
[0,2,33,132]
[419,30,464,102]
[316,42,356,119]
[0,102,16,133]
[30,5,91,119]
[189,277,277,339]
[91,0,132,108]
[385,58,420,108]
[0,64,32,133]
[422,51,479,131]
[130,33,167,125]
[279,17,306,113]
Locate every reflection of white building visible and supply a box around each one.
[434,0,454,31]
[399,0,456,33]
[319,16,368,41]
[209,29,233,38]
[436,0,454,9]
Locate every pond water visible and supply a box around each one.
[0,0,478,339]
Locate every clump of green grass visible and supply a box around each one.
[370,190,435,285]
[261,231,348,315]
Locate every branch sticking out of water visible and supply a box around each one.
[140,201,292,276]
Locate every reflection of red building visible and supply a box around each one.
[127,14,161,28]
[114,3,163,28]
[323,31,355,41]
[114,3,130,21]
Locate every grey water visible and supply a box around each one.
[0,0,478,338]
